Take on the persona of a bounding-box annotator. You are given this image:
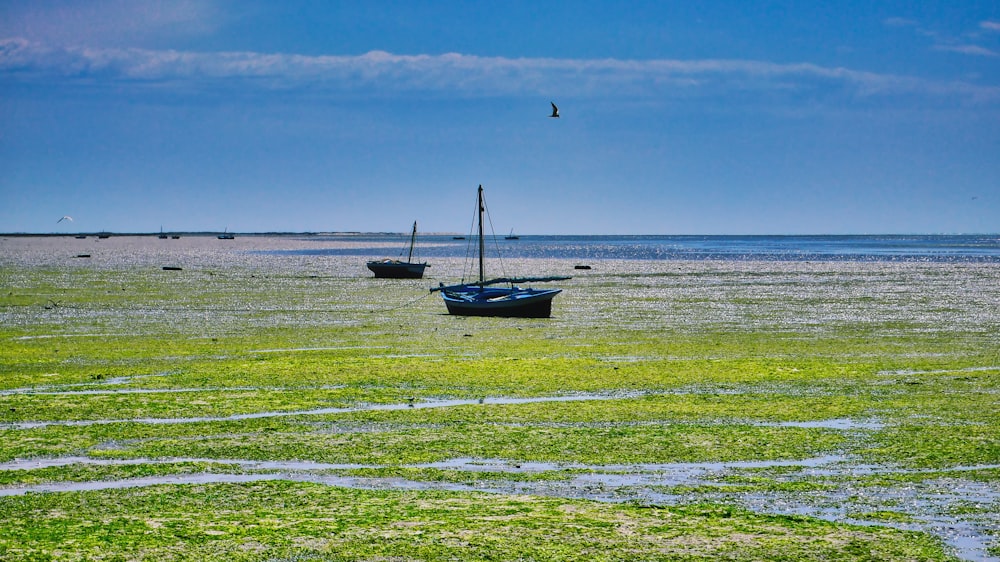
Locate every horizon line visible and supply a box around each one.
[4,231,998,238]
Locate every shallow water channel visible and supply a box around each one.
[2,422,997,560]
[1,454,997,560]
[3,239,998,560]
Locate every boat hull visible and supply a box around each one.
[367,260,427,279]
[440,286,561,318]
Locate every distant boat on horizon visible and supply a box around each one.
[505,228,519,240]
[431,185,569,318]
[366,221,428,279]
[158,226,168,239]
[217,228,235,240]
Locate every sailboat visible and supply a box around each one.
[367,221,428,279]
[505,228,519,240]
[431,185,568,318]
[217,228,235,240]
[158,226,168,239]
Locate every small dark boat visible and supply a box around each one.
[217,228,235,240]
[435,282,566,317]
[431,185,568,318]
[158,226,168,239]
[366,221,428,279]
[171,235,181,239]
[504,228,519,240]
[97,233,110,239]
[75,235,87,239]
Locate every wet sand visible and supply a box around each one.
[2,234,998,560]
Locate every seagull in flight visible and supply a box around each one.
[57,215,73,223]
[549,102,559,118]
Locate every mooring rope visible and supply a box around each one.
[31,292,437,315]
[368,290,434,314]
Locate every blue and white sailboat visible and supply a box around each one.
[431,185,568,318]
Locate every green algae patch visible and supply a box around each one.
[90,423,846,465]
[0,481,958,561]
[0,461,247,487]
[862,423,1000,469]
[2,245,997,560]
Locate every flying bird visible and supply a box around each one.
[57,215,73,223]
[549,102,559,118]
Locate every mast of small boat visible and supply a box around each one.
[477,185,485,286]
[407,221,418,263]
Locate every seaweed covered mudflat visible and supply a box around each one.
[1,235,998,561]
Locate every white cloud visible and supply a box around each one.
[2,38,997,104]
[884,16,1000,59]
[884,17,917,28]
[0,0,221,47]
[934,44,998,57]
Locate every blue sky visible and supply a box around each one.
[1,1,998,234]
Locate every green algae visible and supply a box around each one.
[2,240,997,560]
[0,482,959,561]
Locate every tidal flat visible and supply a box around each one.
[1,234,998,561]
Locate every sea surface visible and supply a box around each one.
[272,234,1000,263]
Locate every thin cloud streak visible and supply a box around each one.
[0,0,221,47]
[884,17,1000,62]
[884,17,918,28]
[934,44,998,57]
[2,38,998,104]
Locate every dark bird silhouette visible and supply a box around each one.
[549,102,559,118]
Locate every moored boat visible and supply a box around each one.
[431,185,568,318]
[436,282,565,317]
[367,221,428,279]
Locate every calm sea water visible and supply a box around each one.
[276,234,1000,263]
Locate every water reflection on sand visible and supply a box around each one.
[2,235,998,560]
[2,453,998,561]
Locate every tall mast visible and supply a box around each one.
[477,185,485,285]
[407,221,417,262]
